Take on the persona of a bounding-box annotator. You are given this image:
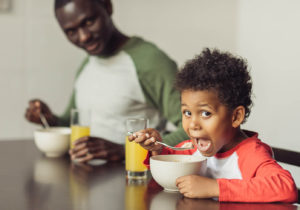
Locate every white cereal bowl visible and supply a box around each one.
[34,127,71,157]
[150,155,207,192]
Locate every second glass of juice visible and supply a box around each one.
[125,118,148,179]
[70,109,90,149]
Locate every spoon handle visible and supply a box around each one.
[127,132,194,151]
[40,113,50,128]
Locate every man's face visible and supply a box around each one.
[181,89,236,157]
[55,0,113,55]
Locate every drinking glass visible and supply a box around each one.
[70,109,90,149]
[125,118,149,179]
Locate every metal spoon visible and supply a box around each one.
[127,132,194,151]
[155,141,195,151]
[40,113,50,129]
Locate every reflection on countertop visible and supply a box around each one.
[0,140,298,210]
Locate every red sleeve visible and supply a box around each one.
[218,140,298,202]
[143,140,196,168]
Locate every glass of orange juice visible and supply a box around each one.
[70,109,90,149]
[125,118,148,179]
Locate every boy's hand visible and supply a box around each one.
[176,175,219,199]
[128,128,163,155]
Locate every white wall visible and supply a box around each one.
[237,0,300,150]
[0,0,299,185]
[0,0,84,139]
[113,0,238,66]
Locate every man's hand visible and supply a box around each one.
[176,175,219,199]
[25,99,57,126]
[69,136,125,163]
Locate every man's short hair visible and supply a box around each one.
[54,0,105,10]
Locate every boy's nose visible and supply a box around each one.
[189,117,201,130]
[78,28,92,44]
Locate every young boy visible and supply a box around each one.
[129,48,298,202]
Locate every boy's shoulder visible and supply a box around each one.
[235,130,273,162]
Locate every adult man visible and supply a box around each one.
[25,0,188,162]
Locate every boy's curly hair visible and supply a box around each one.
[175,48,253,123]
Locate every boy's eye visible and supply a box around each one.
[183,110,191,117]
[201,111,211,118]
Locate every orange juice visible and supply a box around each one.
[70,125,90,149]
[125,136,148,172]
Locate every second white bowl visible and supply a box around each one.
[34,127,71,157]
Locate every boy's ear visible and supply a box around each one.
[231,106,245,128]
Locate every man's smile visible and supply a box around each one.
[85,42,100,52]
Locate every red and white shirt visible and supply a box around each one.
[145,131,298,202]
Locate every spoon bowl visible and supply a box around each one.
[156,141,195,151]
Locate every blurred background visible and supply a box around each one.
[0,0,299,184]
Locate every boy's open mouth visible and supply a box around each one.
[195,138,211,152]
